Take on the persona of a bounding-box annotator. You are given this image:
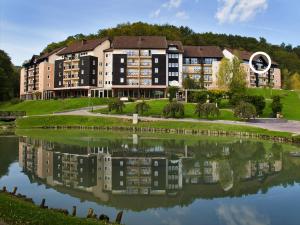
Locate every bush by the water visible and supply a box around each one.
[163,101,184,118]
[230,94,265,115]
[234,102,257,120]
[271,95,283,117]
[195,103,220,119]
[189,90,227,104]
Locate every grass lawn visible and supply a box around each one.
[16,115,294,138]
[95,99,236,121]
[0,98,110,116]
[246,88,300,120]
[0,192,112,225]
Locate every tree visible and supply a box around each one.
[163,101,184,118]
[229,56,247,94]
[182,76,199,89]
[271,96,282,117]
[234,102,256,120]
[108,98,125,113]
[0,50,19,101]
[217,58,231,90]
[167,86,179,102]
[195,103,220,119]
[135,101,150,115]
[289,73,300,90]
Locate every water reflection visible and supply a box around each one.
[18,135,293,208]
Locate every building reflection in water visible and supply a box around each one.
[18,135,283,204]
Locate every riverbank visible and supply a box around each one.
[0,191,116,225]
[15,115,300,143]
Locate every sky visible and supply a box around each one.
[0,0,299,66]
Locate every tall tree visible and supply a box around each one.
[289,73,300,90]
[217,58,231,90]
[229,56,247,94]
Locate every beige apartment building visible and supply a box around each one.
[20,48,64,100]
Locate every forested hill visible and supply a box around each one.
[43,22,300,87]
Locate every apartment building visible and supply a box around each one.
[223,49,281,88]
[54,38,110,98]
[99,36,184,98]
[20,48,64,100]
[183,46,223,89]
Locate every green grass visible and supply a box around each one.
[246,88,300,120]
[95,99,236,120]
[16,115,294,138]
[0,192,113,225]
[0,98,110,116]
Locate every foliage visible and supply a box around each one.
[271,95,283,117]
[195,103,220,119]
[163,101,184,118]
[135,101,150,115]
[234,102,257,120]
[229,94,265,116]
[167,86,179,102]
[0,50,20,101]
[182,76,200,89]
[190,91,208,104]
[288,73,300,90]
[229,57,247,94]
[108,98,125,113]
[217,58,232,89]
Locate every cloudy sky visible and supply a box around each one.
[1,0,299,65]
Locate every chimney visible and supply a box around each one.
[81,39,87,45]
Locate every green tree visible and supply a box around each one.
[217,58,231,90]
[163,101,184,118]
[108,98,125,113]
[182,76,199,89]
[167,86,179,102]
[271,95,283,117]
[195,103,220,119]
[289,73,300,90]
[135,101,150,115]
[229,56,247,94]
[234,102,256,120]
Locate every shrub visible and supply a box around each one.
[108,98,125,113]
[229,94,265,116]
[234,102,256,120]
[271,95,283,117]
[10,98,23,105]
[195,103,220,119]
[163,101,184,118]
[135,101,150,115]
[191,91,208,104]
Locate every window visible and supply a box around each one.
[120,68,124,73]
[155,68,158,73]
[81,60,84,66]
[59,72,62,77]
[155,78,158,83]
[191,58,198,64]
[120,171,124,176]
[80,159,83,164]
[81,70,84,75]
[93,60,96,65]
[100,62,103,66]
[120,161,124,166]
[47,66,50,71]
[120,58,124,63]
[120,181,124,186]
[58,81,62,86]
[155,58,159,63]
[106,54,108,58]
[154,161,158,166]
[105,72,108,76]
[81,79,84,84]
[92,69,95,74]
[80,168,83,173]
[120,78,124,83]
[154,181,158,187]
[106,63,108,66]
[92,79,95,84]
[154,171,158,177]
[47,75,50,79]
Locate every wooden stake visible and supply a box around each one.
[115,211,123,224]
[72,206,77,217]
[12,187,18,195]
[87,208,94,218]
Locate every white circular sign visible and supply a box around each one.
[249,51,272,74]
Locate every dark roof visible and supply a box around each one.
[167,40,184,53]
[226,48,278,65]
[183,46,223,58]
[112,36,168,49]
[38,47,65,60]
[58,37,109,55]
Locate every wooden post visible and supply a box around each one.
[12,187,18,195]
[87,208,94,218]
[115,211,123,224]
[72,206,77,217]
[2,186,7,192]
[40,198,46,208]
[99,214,109,222]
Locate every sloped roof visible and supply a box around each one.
[167,40,184,53]
[38,47,65,60]
[58,37,109,55]
[112,36,168,49]
[183,46,223,58]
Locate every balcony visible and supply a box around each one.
[127,62,139,67]
[140,62,151,67]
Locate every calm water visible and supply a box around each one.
[1,132,300,225]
